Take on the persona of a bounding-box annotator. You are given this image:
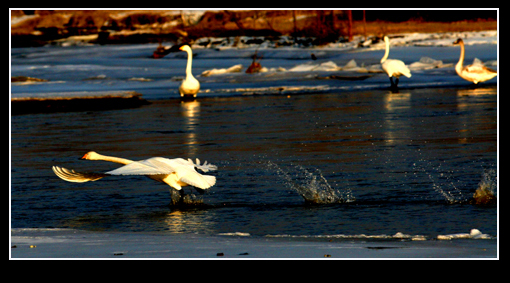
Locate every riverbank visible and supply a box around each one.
[10,10,497,47]
[10,90,149,115]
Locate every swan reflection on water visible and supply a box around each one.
[456,87,497,97]
[181,100,201,157]
[162,209,214,234]
[383,91,411,146]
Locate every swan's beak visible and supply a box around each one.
[178,46,184,51]
[80,153,88,160]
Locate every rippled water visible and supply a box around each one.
[10,87,497,237]
[11,43,497,239]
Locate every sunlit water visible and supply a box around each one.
[10,43,497,239]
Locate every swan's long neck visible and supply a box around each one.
[185,48,194,78]
[93,153,133,165]
[455,41,465,74]
[381,38,390,64]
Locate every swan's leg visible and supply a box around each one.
[389,77,400,90]
[389,77,396,88]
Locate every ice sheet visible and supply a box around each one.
[10,228,497,259]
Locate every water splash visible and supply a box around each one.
[413,160,467,204]
[168,189,205,207]
[427,173,466,204]
[267,161,355,204]
[417,160,497,204]
[473,169,497,205]
[478,169,497,193]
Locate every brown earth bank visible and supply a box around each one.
[11,10,497,47]
[11,92,150,115]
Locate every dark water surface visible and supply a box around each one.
[11,86,497,237]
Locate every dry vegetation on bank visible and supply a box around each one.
[11,10,497,47]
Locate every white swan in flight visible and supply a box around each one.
[380,36,412,89]
[52,151,217,194]
[453,38,497,84]
[178,44,200,98]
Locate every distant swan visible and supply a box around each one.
[52,151,217,195]
[380,36,412,88]
[453,38,497,84]
[178,44,200,98]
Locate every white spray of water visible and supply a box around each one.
[412,160,467,203]
[427,173,465,204]
[267,161,355,204]
[168,189,204,207]
[417,160,497,204]
[473,169,497,205]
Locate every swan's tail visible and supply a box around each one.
[52,166,107,183]
[189,158,218,172]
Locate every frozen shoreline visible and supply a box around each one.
[11,30,497,101]
[192,30,497,50]
[10,228,497,259]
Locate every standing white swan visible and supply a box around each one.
[380,36,412,89]
[178,44,200,98]
[453,38,497,84]
[52,151,217,196]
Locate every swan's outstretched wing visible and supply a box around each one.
[52,166,107,183]
[147,158,217,189]
[188,158,218,172]
[105,157,178,176]
[54,157,216,190]
[107,157,216,189]
[180,173,216,189]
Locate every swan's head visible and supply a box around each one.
[81,151,100,160]
[383,36,389,43]
[453,38,464,45]
[179,44,192,53]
